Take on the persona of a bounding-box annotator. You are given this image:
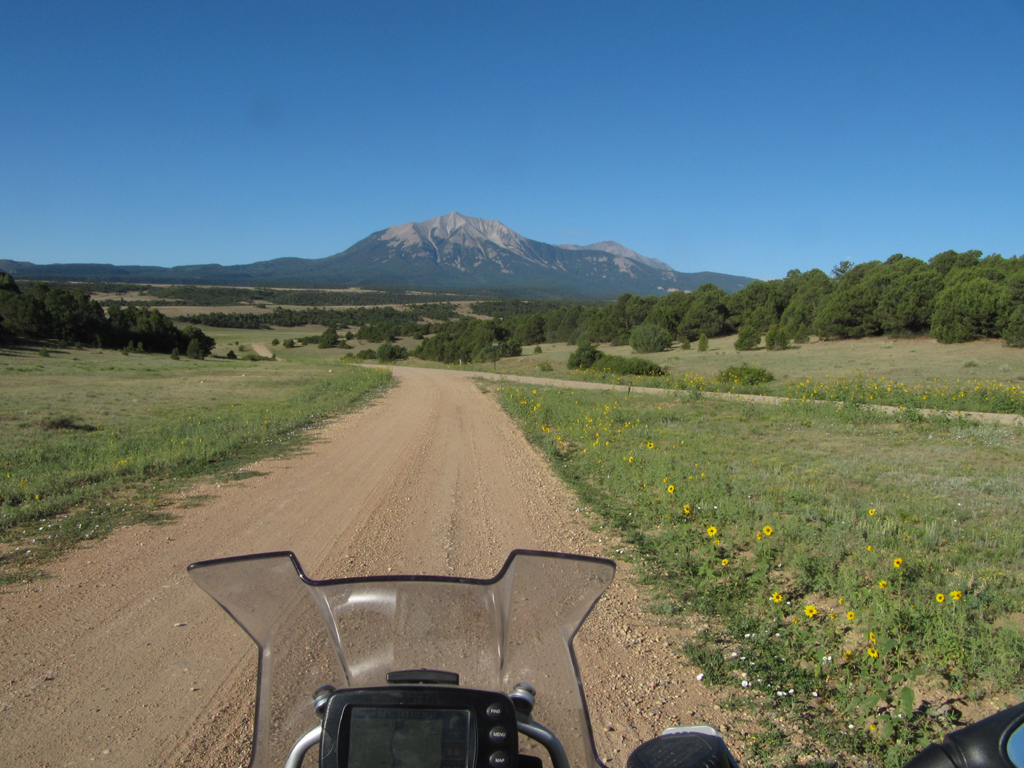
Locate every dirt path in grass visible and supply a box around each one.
[0,366,723,768]
[250,342,274,358]
[416,368,1024,427]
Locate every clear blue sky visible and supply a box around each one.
[2,1,1022,281]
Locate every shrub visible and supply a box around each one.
[734,325,760,351]
[765,325,790,351]
[282,339,295,348]
[185,338,204,359]
[716,362,775,386]
[375,342,408,363]
[962,359,979,368]
[596,355,664,376]
[169,347,179,360]
[568,341,604,369]
[538,362,553,372]
[226,349,237,359]
[319,327,339,349]
[271,338,280,346]
[680,338,691,350]
[534,345,543,354]
[356,348,376,360]
[697,333,709,352]
[345,331,354,340]
[630,323,672,354]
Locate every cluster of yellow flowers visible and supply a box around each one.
[786,372,1024,415]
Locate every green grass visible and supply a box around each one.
[0,342,392,580]
[423,337,1024,416]
[497,383,1024,767]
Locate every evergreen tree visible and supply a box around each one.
[630,323,672,354]
[734,325,760,351]
[678,284,730,340]
[765,325,790,351]
[931,278,1006,343]
[319,326,339,348]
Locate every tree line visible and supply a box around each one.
[492,250,1024,349]
[410,249,1023,362]
[0,273,215,357]
[178,303,459,330]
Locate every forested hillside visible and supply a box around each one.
[412,250,1024,362]
[493,250,1024,347]
[0,272,215,356]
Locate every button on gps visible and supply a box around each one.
[489,725,509,743]
[489,751,510,767]
[485,703,503,719]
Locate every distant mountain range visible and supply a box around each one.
[1,213,755,298]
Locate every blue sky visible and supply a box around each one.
[2,1,1022,281]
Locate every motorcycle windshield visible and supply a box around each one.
[188,550,615,768]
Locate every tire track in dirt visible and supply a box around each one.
[0,366,723,768]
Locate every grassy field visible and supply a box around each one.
[498,382,1024,767]
[85,305,1024,417]
[427,336,1024,417]
[0,334,392,582]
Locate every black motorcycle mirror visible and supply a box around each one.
[896,701,1024,768]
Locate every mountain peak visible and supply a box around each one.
[381,213,530,258]
[3,211,756,297]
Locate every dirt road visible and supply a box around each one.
[0,366,716,768]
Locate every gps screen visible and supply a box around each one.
[347,707,473,768]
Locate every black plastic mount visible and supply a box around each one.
[386,669,460,685]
